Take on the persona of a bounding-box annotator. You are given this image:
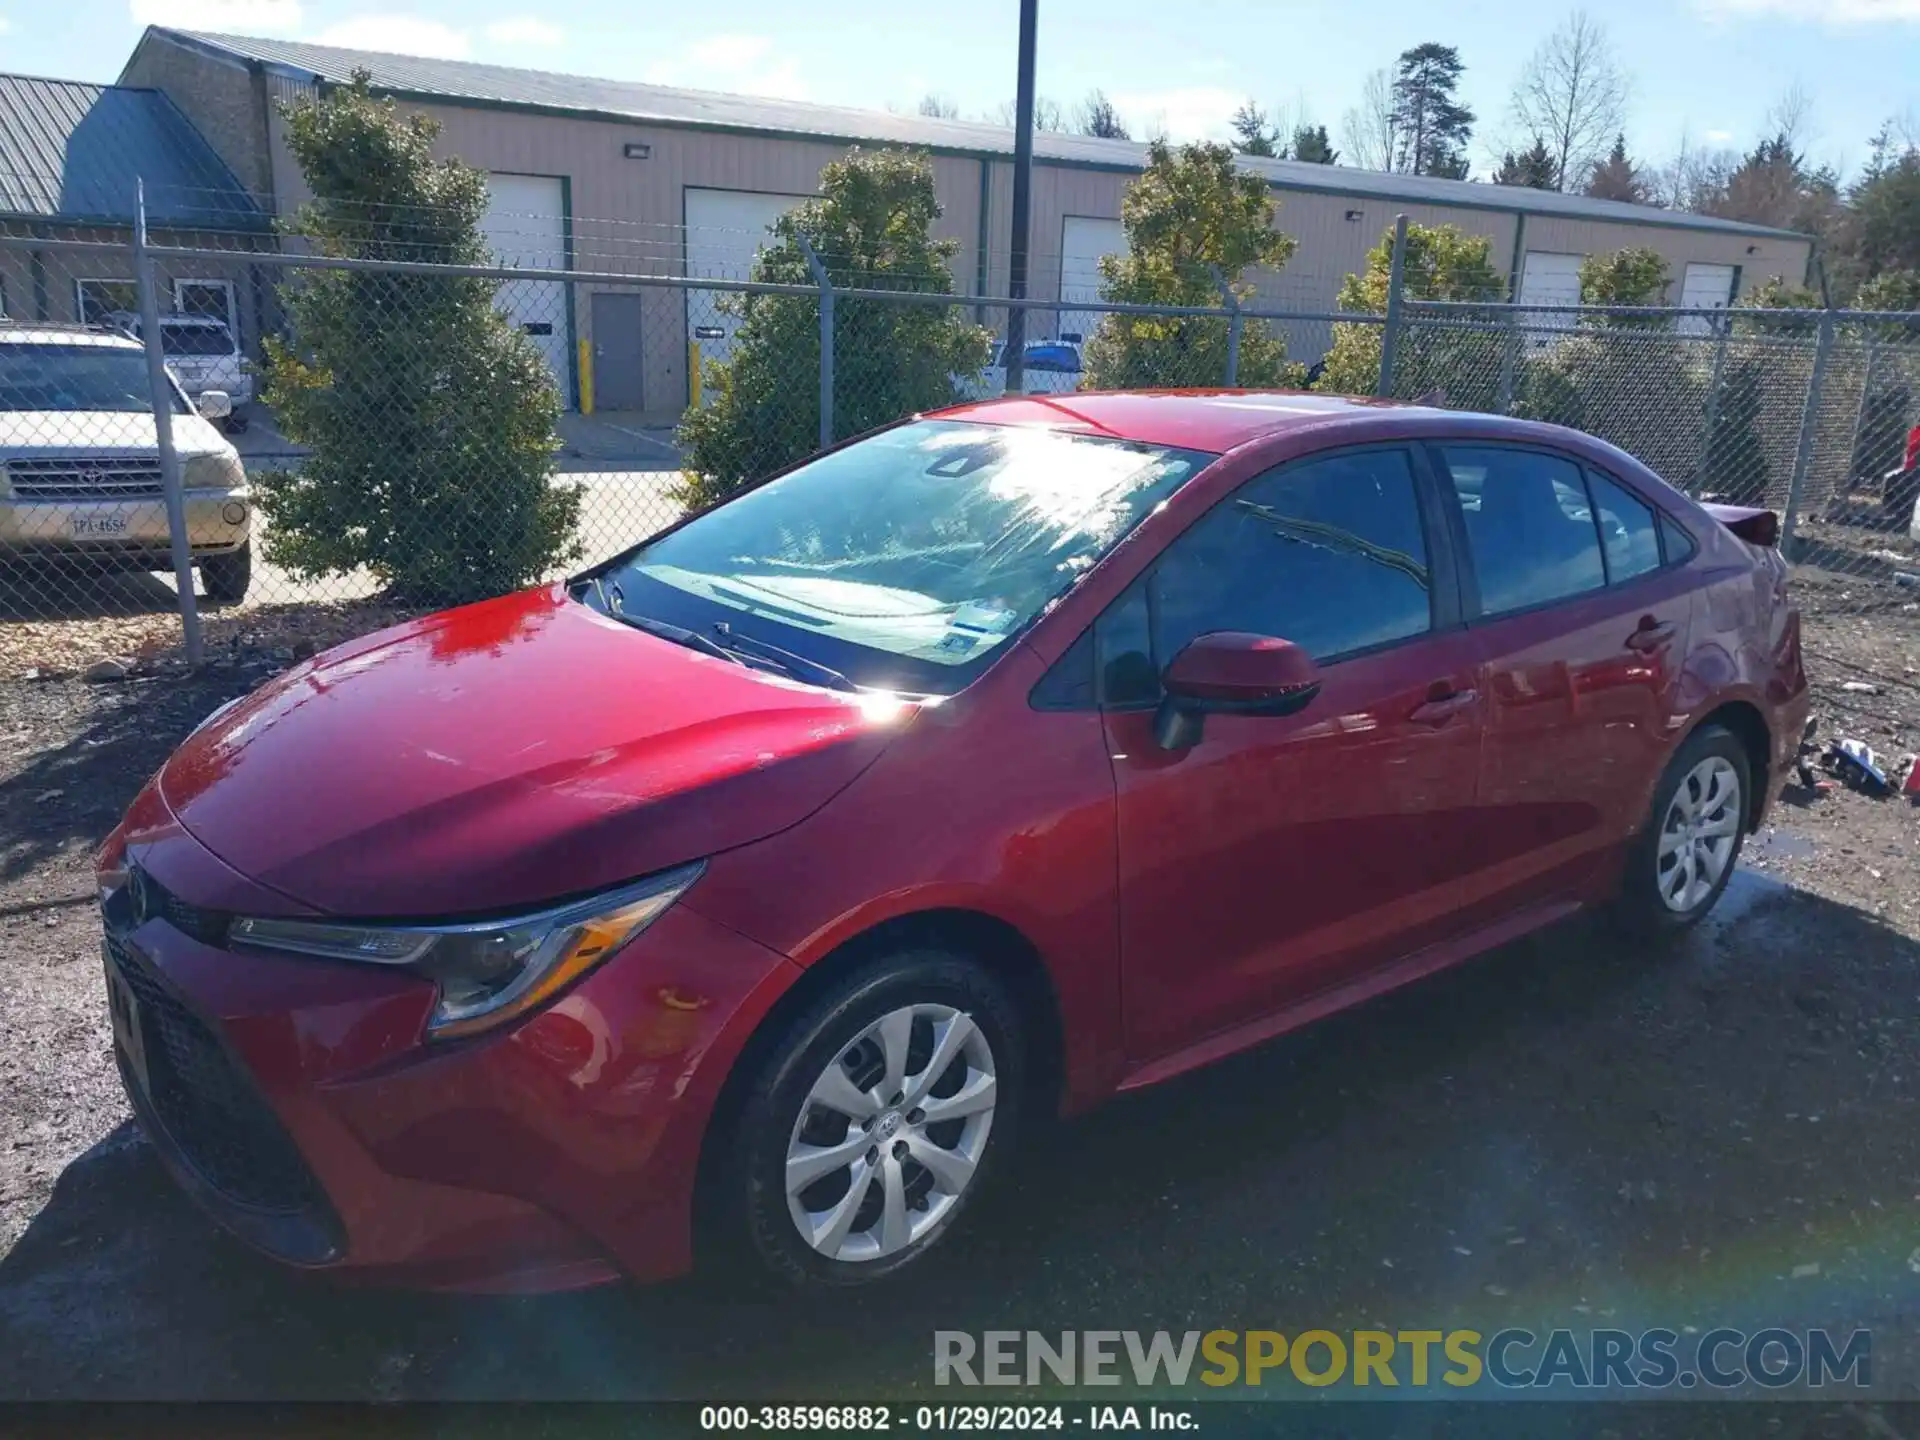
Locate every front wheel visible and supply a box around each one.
[200,542,252,605]
[1613,725,1751,937]
[721,949,1024,1288]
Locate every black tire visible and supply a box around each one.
[1613,724,1752,938]
[717,948,1024,1289]
[200,543,252,606]
[222,413,250,436]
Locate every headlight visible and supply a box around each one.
[181,452,245,491]
[229,863,704,1040]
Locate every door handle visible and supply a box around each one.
[1410,687,1478,725]
[1625,619,1676,653]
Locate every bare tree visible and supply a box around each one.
[1075,89,1130,140]
[1341,67,1400,171]
[917,94,960,120]
[1508,11,1628,190]
[1654,127,1737,212]
[993,96,1065,132]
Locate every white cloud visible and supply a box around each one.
[0,17,13,33]
[310,13,471,57]
[1108,86,1243,143]
[1696,0,1920,21]
[1704,127,1735,143]
[642,32,807,100]
[483,15,561,47]
[128,0,301,33]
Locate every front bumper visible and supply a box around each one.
[107,815,801,1291]
[1,490,249,558]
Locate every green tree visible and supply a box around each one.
[674,148,992,510]
[1697,355,1768,503]
[1290,124,1338,164]
[1583,134,1651,203]
[255,73,576,605]
[1494,138,1558,190]
[1081,139,1301,390]
[1856,268,1920,314]
[1230,101,1278,156]
[1848,136,1920,280]
[1075,89,1130,140]
[1390,43,1475,178]
[1316,222,1504,398]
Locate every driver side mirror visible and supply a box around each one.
[1152,631,1322,751]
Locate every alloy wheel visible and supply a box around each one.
[784,1003,997,1263]
[1656,755,1742,913]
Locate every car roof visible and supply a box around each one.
[933,390,1455,453]
[0,327,141,349]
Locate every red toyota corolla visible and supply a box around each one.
[97,392,1808,1292]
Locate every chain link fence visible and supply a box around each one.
[1,215,1915,697]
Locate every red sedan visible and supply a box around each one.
[97,392,1809,1291]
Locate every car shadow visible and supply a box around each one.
[2,873,1917,1406]
[0,563,182,622]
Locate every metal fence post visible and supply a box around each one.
[1377,213,1409,399]
[798,235,833,449]
[1496,305,1520,413]
[134,181,203,667]
[1209,264,1242,386]
[1693,319,1730,497]
[1781,309,1837,555]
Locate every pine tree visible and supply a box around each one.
[1583,134,1650,203]
[1495,138,1558,189]
[1390,44,1475,178]
[1230,101,1278,157]
[1290,124,1338,164]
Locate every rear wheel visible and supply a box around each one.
[719,948,1023,1288]
[1614,725,1750,936]
[200,543,252,606]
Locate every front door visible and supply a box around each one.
[592,291,646,411]
[1430,443,1696,904]
[1103,445,1489,1062]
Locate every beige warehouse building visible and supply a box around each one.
[122,26,1815,420]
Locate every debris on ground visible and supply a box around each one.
[1824,738,1894,797]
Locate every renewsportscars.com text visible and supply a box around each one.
[933,1328,1871,1391]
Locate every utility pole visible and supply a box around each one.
[1004,0,1037,396]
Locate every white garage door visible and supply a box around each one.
[482,173,571,401]
[1519,251,1585,333]
[1679,263,1737,335]
[1060,216,1126,345]
[685,188,813,384]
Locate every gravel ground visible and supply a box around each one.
[2,622,1919,1419]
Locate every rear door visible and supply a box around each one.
[1432,443,1696,905]
[1102,443,1491,1061]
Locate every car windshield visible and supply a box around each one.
[594,419,1213,694]
[0,345,186,414]
[161,322,236,358]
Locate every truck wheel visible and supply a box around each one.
[201,543,252,605]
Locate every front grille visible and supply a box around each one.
[9,456,163,499]
[107,935,327,1217]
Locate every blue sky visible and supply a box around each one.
[5,0,1917,182]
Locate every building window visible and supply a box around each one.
[76,278,138,326]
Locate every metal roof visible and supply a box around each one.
[0,72,266,229]
[147,29,1804,243]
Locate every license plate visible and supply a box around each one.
[72,514,129,537]
[104,948,152,1099]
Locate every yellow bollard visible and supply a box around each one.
[688,341,702,408]
[577,339,594,415]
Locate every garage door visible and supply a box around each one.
[1519,252,1584,333]
[1679,263,1737,336]
[685,188,813,390]
[482,173,571,402]
[1061,216,1126,345]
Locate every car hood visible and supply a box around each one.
[0,410,229,457]
[158,586,912,917]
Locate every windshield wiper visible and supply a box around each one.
[607,607,746,666]
[712,622,857,692]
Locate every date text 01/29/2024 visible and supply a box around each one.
[698,1405,1196,1431]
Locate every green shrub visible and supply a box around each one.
[673,148,992,512]
[254,73,577,605]
[1317,222,1505,401]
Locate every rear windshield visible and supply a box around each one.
[161,322,236,358]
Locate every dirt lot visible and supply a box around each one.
[2,619,1919,1418]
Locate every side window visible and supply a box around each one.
[1440,446,1606,616]
[1585,470,1662,583]
[1659,512,1697,564]
[1147,448,1434,667]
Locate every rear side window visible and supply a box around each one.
[1660,513,1697,564]
[1440,446,1605,616]
[1145,448,1434,666]
[1585,470,1662,583]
